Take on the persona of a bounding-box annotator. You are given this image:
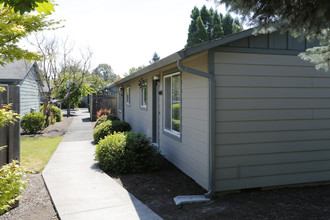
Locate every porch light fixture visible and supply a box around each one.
[138,78,147,88]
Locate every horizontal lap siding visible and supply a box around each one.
[20,67,40,115]
[215,51,330,191]
[161,71,209,189]
[160,53,210,189]
[123,75,153,137]
[117,53,210,190]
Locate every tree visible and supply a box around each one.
[222,13,234,36]
[186,5,243,47]
[85,73,108,91]
[0,87,19,129]
[0,0,54,14]
[124,65,146,77]
[211,11,224,39]
[58,81,94,109]
[214,0,330,71]
[32,35,93,124]
[200,5,212,38]
[92,64,118,82]
[149,52,160,64]
[0,5,60,65]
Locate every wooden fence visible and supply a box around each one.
[89,93,117,121]
[0,85,20,166]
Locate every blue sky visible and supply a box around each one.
[34,0,235,76]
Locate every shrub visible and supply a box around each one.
[106,114,120,122]
[94,114,119,128]
[93,120,131,144]
[96,108,111,119]
[172,103,180,120]
[111,120,131,133]
[93,120,112,144]
[21,112,46,134]
[40,105,63,122]
[94,115,108,128]
[172,119,180,132]
[95,131,161,174]
[0,161,27,215]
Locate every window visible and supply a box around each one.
[126,87,130,105]
[164,72,181,136]
[139,80,147,108]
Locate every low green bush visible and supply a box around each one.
[95,131,161,174]
[93,120,130,144]
[94,114,119,128]
[21,112,46,134]
[111,120,131,133]
[40,105,63,122]
[172,119,180,132]
[172,103,180,120]
[94,115,107,128]
[0,161,27,215]
[93,120,112,144]
[107,114,120,122]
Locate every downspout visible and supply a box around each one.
[177,59,216,198]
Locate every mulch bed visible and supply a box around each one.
[109,159,330,220]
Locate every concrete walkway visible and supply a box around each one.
[42,109,162,220]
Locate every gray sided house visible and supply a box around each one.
[0,61,41,115]
[108,28,328,193]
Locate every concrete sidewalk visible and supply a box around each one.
[42,109,162,220]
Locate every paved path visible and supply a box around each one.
[43,109,162,220]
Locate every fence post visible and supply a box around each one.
[0,85,9,166]
[8,85,20,162]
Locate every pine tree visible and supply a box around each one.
[211,11,224,39]
[196,16,209,43]
[186,5,243,47]
[186,7,200,47]
[232,18,243,33]
[149,52,160,64]
[200,5,212,39]
[222,13,234,36]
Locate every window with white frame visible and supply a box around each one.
[164,72,181,136]
[126,86,130,105]
[139,79,147,108]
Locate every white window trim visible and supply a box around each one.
[163,72,181,138]
[140,84,147,109]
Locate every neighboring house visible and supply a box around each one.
[0,60,41,115]
[106,28,328,193]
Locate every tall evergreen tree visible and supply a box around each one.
[149,52,160,64]
[186,6,200,47]
[232,18,243,33]
[200,5,212,38]
[196,16,209,43]
[222,13,234,36]
[186,5,243,47]
[211,11,224,39]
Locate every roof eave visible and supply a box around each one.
[106,28,255,89]
[107,52,182,88]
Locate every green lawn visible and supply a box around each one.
[21,137,63,173]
